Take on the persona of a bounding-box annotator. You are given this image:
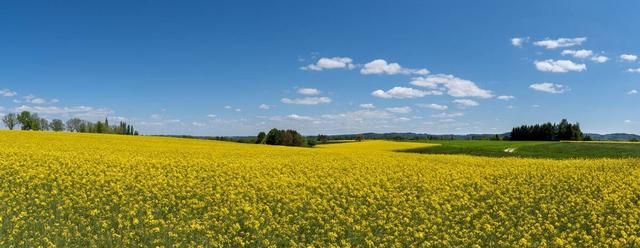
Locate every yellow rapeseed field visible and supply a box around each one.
[1,131,639,247]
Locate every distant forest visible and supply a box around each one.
[2,111,138,135]
[509,119,587,141]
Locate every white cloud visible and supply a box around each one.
[620,54,638,62]
[15,105,114,120]
[417,103,448,110]
[497,95,515,100]
[0,89,17,97]
[561,49,593,59]
[207,114,217,118]
[22,95,58,105]
[531,104,541,108]
[224,105,232,109]
[297,88,320,96]
[453,99,479,108]
[533,37,587,49]
[534,59,586,73]
[360,59,429,75]
[624,120,632,124]
[410,74,494,99]
[359,103,376,109]
[259,104,270,110]
[371,86,441,99]
[431,112,464,118]
[281,96,331,105]
[31,98,47,104]
[301,57,354,71]
[628,90,638,95]
[385,106,412,114]
[287,114,313,121]
[192,122,206,127]
[529,83,569,94]
[511,37,528,47]
[591,55,609,63]
[628,68,640,73]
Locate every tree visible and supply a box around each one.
[50,119,65,131]
[66,118,83,132]
[38,118,49,131]
[104,118,110,133]
[355,134,365,142]
[265,128,282,145]
[95,121,104,133]
[2,113,17,130]
[256,132,266,144]
[16,111,41,130]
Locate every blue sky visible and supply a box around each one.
[1,1,639,135]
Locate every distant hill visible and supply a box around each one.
[325,132,503,141]
[325,132,640,141]
[157,132,640,142]
[585,133,640,141]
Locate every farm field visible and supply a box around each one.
[1,131,640,247]
[402,140,640,159]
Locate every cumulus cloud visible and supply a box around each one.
[371,87,441,99]
[0,89,17,97]
[259,104,270,110]
[15,105,114,120]
[529,83,569,94]
[453,99,479,108]
[22,95,58,105]
[287,114,313,121]
[431,112,464,118]
[511,37,528,47]
[620,54,638,62]
[385,106,412,114]
[533,37,587,49]
[417,103,448,110]
[497,95,515,100]
[359,103,375,109]
[207,114,217,118]
[628,68,640,73]
[561,49,593,59]
[301,57,355,71]
[591,55,609,63]
[628,90,638,95]
[281,97,332,105]
[410,74,493,99]
[534,59,586,73]
[360,59,429,75]
[297,88,320,95]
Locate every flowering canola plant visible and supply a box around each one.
[0,131,639,247]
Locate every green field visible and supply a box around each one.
[401,140,640,159]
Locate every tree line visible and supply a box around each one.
[2,111,138,135]
[509,119,587,141]
[256,128,314,147]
